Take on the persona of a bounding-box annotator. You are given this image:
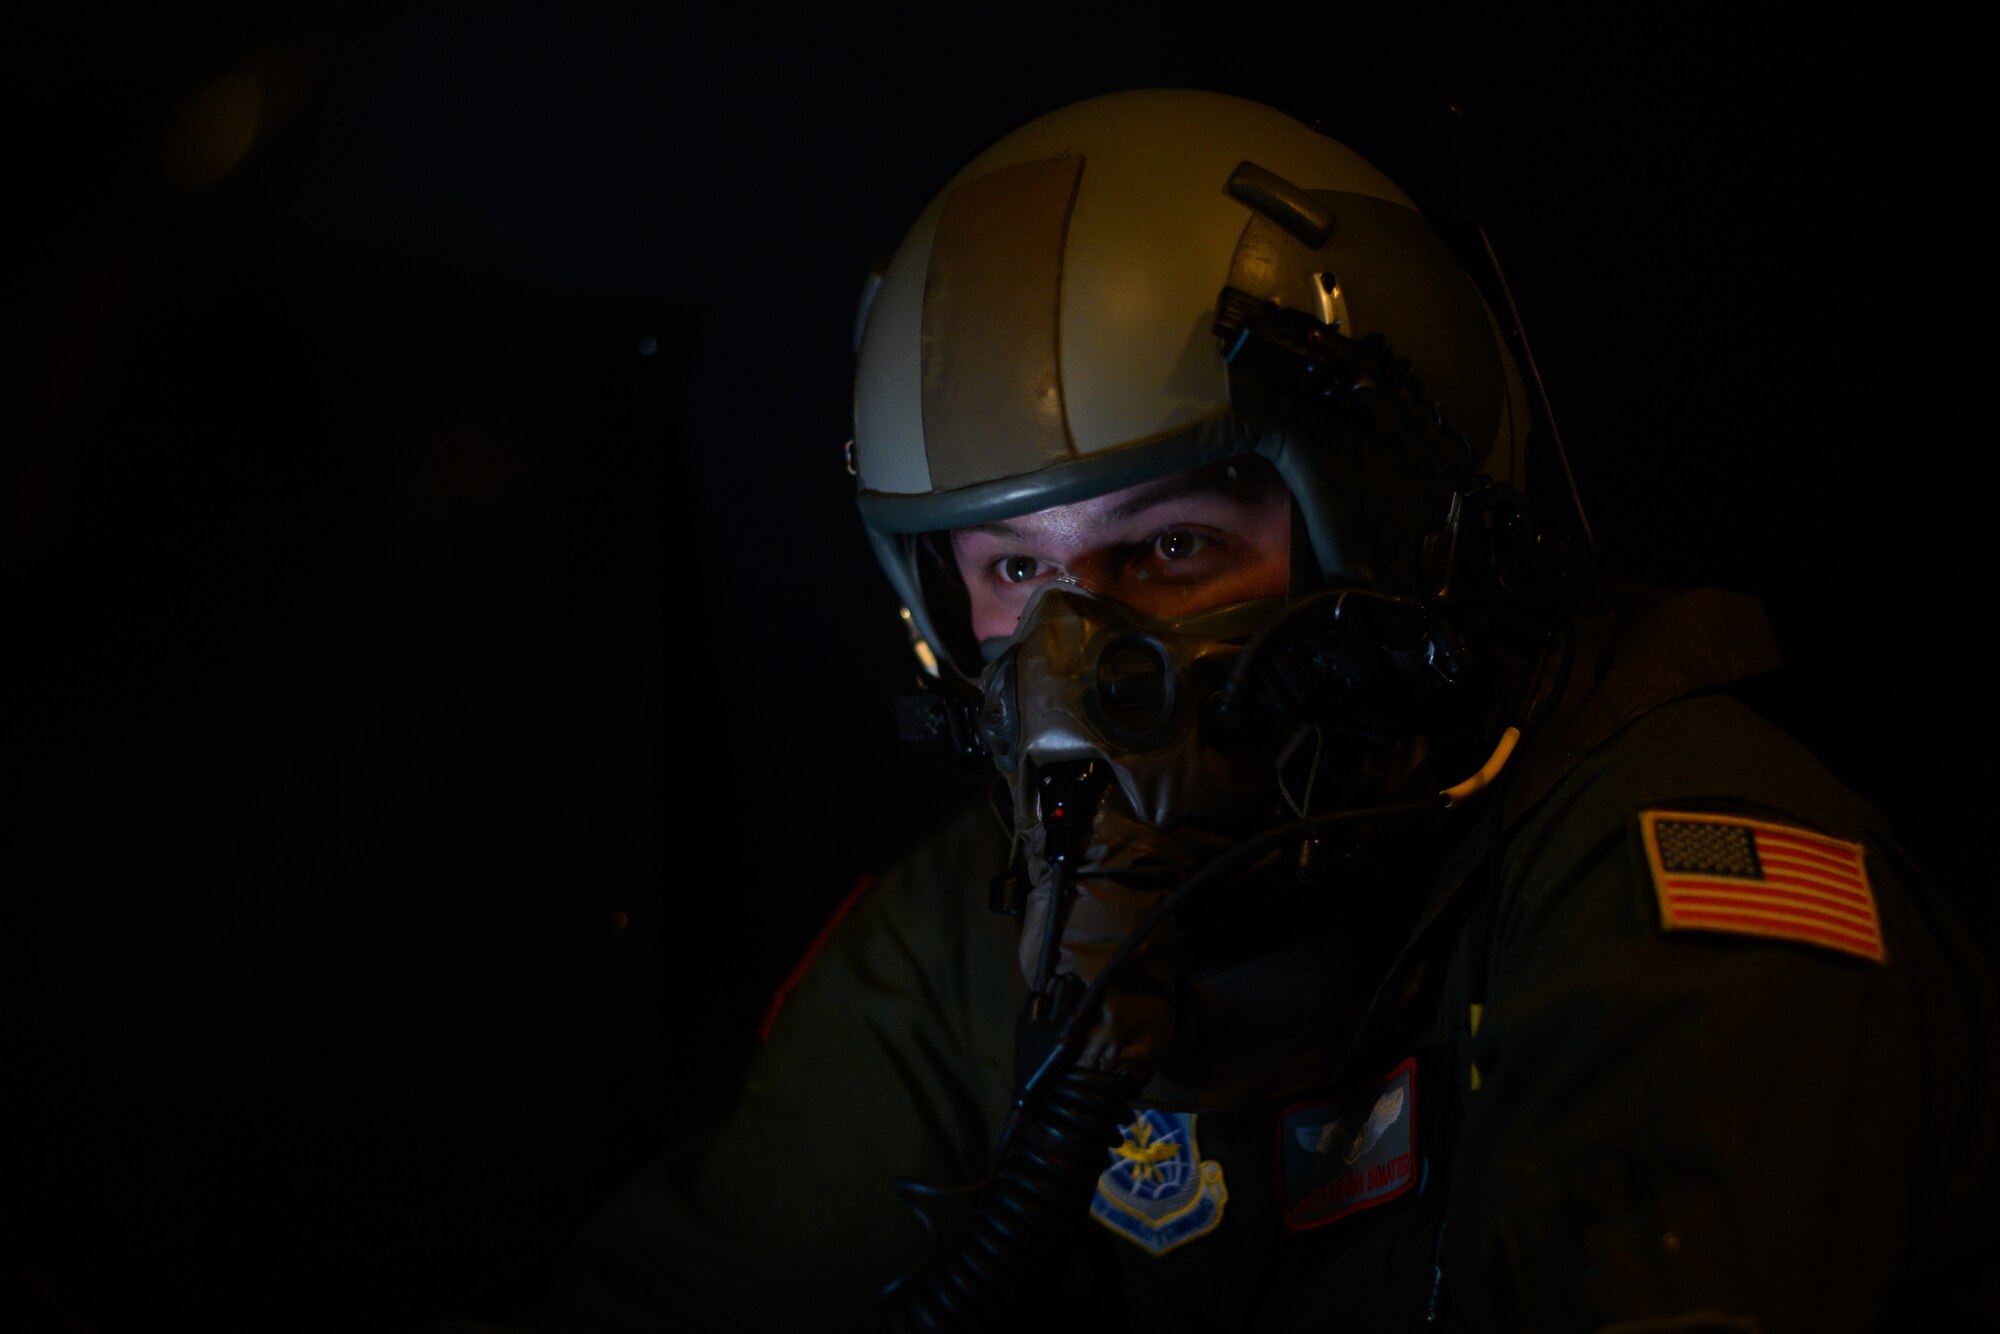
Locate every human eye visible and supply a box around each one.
[994,554,1046,585]
[1152,530,1212,562]
[1131,527,1225,585]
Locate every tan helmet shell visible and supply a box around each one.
[853,89,1529,677]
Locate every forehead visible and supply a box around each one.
[954,459,1286,549]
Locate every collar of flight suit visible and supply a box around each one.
[1499,584,1784,829]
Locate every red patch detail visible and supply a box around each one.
[1275,1057,1419,1232]
[757,873,879,1040]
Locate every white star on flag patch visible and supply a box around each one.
[1639,811,1885,963]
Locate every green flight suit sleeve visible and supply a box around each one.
[523,803,1025,1334]
[1441,694,1998,1332]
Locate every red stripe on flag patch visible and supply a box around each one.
[1639,811,1885,964]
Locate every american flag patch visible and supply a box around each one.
[1639,811,1884,963]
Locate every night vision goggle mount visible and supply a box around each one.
[1214,285,1478,487]
[1217,286,1594,635]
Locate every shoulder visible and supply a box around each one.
[846,798,1017,987]
[1493,691,1898,949]
[766,799,1023,1099]
[1446,694,1998,1325]
[1479,687,1996,1227]
[873,798,1015,909]
[1507,690,1873,866]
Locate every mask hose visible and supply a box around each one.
[882,1064,1139,1333]
[883,759,1135,1331]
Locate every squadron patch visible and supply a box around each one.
[1278,1057,1419,1231]
[1640,811,1885,963]
[1090,1109,1228,1255]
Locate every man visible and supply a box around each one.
[496,89,1996,1332]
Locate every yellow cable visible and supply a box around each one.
[1441,726,1521,807]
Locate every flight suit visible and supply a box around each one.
[514,589,1997,1332]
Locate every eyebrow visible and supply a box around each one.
[1101,468,1245,522]
[961,466,1262,538]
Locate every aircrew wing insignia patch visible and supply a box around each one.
[1278,1057,1419,1231]
[1090,1110,1227,1255]
[1640,811,1885,963]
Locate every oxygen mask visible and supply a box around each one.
[978,582,1490,1111]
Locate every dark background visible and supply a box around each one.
[5,6,1980,1332]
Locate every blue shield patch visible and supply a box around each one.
[1278,1057,1419,1231]
[1090,1109,1228,1255]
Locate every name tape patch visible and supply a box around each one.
[1278,1057,1419,1232]
[1090,1109,1228,1255]
[1640,810,1884,963]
